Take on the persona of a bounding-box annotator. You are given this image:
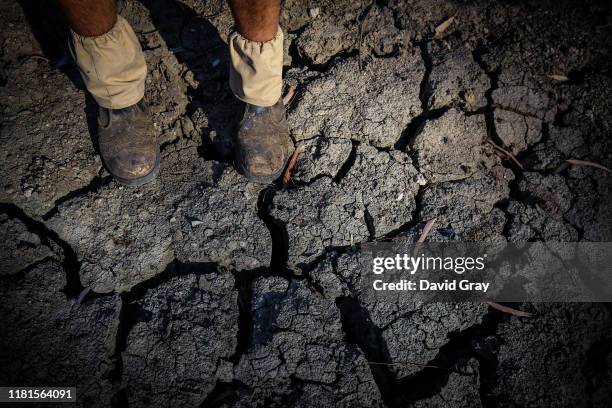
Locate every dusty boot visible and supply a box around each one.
[97,99,160,186]
[235,99,290,183]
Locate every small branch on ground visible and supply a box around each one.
[486,139,524,169]
[281,144,304,188]
[547,74,569,82]
[417,219,436,243]
[486,301,533,317]
[368,361,450,370]
[565,159,611,174]
[283,85,297,107]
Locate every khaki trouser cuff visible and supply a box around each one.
[70,16,147,109]
[229,28,284,107]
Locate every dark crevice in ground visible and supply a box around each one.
[312,50,362,73]
[159,134,184,152]
[275,185,429,278]
[280,137,358,190]
[376,186,428,240]
[336,299,505,406]
[108,259,266,406]
[292,243,357,279]
[586,303,612,392]
[417,39,433,107]
[278,137,354,190]
[585,335,612,405]
[335,296,398,407]
[397,311,503,405]
[109,260,181,407]
[284,25,310,72]
[109,298,139,408]
[0,256,56,283]
[145,261,295,404]
[496,197,514,239]
[472,48,502,147]
[229,268,254,365]
[472,46,532,231]
[516,121,551,172]
[287,31,360,74]
[41,174,112,220]
[257,186,290,275]
[334,262,508,407]
[364,207,376,241]
[395,40,449,151]
[0,202,84,297]
[200,380,252,408]
[332,139,359,183]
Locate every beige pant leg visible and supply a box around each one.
[228,28,284,107]
[70,16,147,109]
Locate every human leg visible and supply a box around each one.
[227,0,280,42]
[57,0,159,185]
[57,0,117,37]
[226,0,289,183]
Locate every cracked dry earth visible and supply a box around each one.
[1,0,612,407]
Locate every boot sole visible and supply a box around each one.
[113,152,161,187]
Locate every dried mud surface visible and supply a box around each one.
[1,0,612,406]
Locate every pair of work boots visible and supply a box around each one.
[97,98,290,186]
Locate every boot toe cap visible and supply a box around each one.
[237,143,287,182]
[107,147,158,181]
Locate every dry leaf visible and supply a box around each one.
[281,144,304,187]
[566,159,612,174]
[417,219,436,243]
[464,92,477,108]
[547,74,569,82]
[486,139,524,170]
[486,301,533,317]
[435,15,455,37]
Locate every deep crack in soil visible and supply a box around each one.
[2,0,612,406]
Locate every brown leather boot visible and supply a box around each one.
[97,99,160,186]
[234,99,290,183]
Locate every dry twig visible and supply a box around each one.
[547,74,569,82]
[281,144,304,188]
[565,159,611,174]
[486,301,533,317]
[357,3,371,72]
[283,84,297,107]
[417,219,436,243]
[368,361,449,370]
[486,139,524,170]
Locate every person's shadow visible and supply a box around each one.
[18,0,241,164]
[136,0,241,161]
[16,0,101,148]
